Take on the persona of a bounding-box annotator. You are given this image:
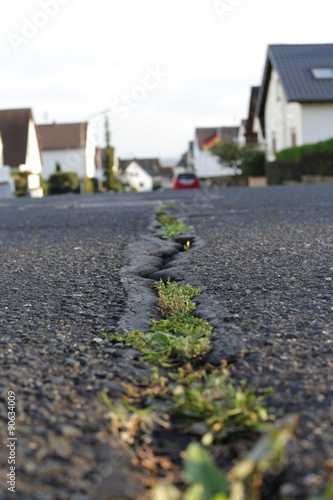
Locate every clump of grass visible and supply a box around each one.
[101,392,168,445]
[110,321,211,368]
[156,213,192,240]
[170,366,273,438]
[109,280,210,367]
[154,278,201,317]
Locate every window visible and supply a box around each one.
[291,128,297,147]
[311,67,333,79]
[272,133,277,156]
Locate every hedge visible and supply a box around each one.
[276,137,333,163]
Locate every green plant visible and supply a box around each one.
[242,145,266,177]
[211,141,243,173]
[151,415,298,500]
[104,116,121,191]
[12,171,29,196]
[48,171,79,194]
[154,278,201,317]
[170,367,273,438]
[276,137,333,163]
[110,323,210,368]
[102,392,168,445]
[157,214,192,240]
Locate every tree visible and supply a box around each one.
[210,141,243,173]
[104,116,120,191]
[211,142,266,177]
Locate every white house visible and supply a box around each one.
[256,44,333,161]
[193,127,239,178]
[37,122,96,180]
[119,158,161,192]
[0,131,15,198]
[0,108,43,197]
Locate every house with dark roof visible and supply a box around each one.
[118,158,161,191]
[0,130,15,198]
[193,126,239,178]
[256,44,333,161]
[37,122,96,180]
[0,108,43,197]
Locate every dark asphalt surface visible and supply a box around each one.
[167,184,333,498]
[0,184,332,499]
[0,194,158,500]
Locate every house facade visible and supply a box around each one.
[0,108,43,197]
[193,127,239,178]
[37,122,96,180]
[256,44,333,161]
[0,132,3,168]
[0,131,15,198]
[119,158,161,191]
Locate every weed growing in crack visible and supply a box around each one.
[151,415,299,500]
[170,366,274,438]
[101,392,169,445]
[154,278,201,317]
[156,213,192,240]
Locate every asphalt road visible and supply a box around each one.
[0,184,332,499]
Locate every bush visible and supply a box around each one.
[241,145,266,176]
[12,172,29,196]
[276,137,333,162]
[48,172,79,195]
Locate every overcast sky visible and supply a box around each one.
[0,0,332,161]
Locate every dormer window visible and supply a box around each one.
[311,67,333,79]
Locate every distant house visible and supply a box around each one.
[0,108,43,197]
[193,126,239,178]
[158,165,174,189]
[119,158,161,191]
[37,122,96,180]
[256,44,333,161]
[0,131,15,198]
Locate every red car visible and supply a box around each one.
[172,172,200,190]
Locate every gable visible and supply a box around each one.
[37,122,88,150]
[257,44,333,123]
[119,157,160,175]
[125,161,153,179]
[196,127,239,151]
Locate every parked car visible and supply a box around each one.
[172,172,200,190]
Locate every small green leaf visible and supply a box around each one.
[184,443,230,499]
[151,484,182,500]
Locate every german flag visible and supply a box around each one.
[204,132,219,150]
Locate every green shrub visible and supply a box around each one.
[12,172,29,196]
[265,163,283,185]
[241,145,266,176]
[48,171,79,194]
[276,137,333,163]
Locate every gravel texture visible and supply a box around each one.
[0,194,157,500]
[0,185,332,500]
[170,184,333,498]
